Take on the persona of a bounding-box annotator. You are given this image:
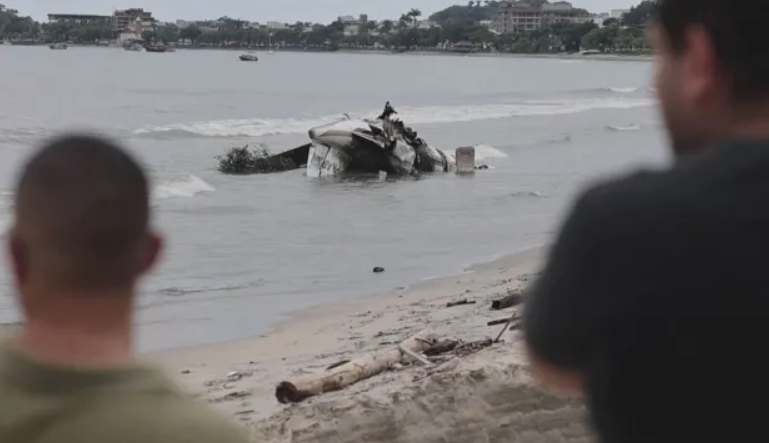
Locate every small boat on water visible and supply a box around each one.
[144,43,170,53]
[239,52,259,61]
[125,43,143,51]
[49,42,68,50]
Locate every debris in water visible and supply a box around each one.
[216,144,303,174]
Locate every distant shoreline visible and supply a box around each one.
[4,42,652,62]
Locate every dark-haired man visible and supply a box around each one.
[0,135,249,443]
[524,1,769,442]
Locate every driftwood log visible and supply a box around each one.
[275,330,438,404]
[446,299,476,308]
[491,291,525,311]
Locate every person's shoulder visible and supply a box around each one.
[141,396,249,441]
[575,165,698,225]
[571,169,665,222]
[39,393,249,443]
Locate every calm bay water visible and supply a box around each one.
[0,47,668,351]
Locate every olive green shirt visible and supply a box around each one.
[0,342,250,443]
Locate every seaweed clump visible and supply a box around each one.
[216,144,297,175]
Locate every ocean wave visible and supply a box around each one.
[132,98,654,139]
[554,86,652,97]
[465,144,508,160]
[159,280,266,296]
[603,86,644,93]
[606,123,642,132]
[0,127,55,144]
[152,175,214,200]
[510,190,548,198]
[0,176,215,231]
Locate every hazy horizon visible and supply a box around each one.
[17,0,640,24]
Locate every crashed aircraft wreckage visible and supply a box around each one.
[216,102,484,177]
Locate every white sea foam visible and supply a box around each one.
[605,86,643,93]
[133,98,654,139]
[0,177,215,233]
[152,175,215,200]
[471,144,508,159]
[607,123,642,132]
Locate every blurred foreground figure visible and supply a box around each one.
[524,1,769,442]
[0,135,248,443]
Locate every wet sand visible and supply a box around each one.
[148,246,594,442]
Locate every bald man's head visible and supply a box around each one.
[9,135,161,296]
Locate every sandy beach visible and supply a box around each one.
[147,245,593,443]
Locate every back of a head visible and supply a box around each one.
[12,134,151,293]
[653,0,769,102]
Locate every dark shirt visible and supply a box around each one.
[524,140,769,443]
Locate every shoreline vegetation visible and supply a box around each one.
[2,1,654,58]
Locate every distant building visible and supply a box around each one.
[176,20,220,31]
[337,14,370,36]
[0,4,18,14]
[47,14,112,26]
[112,8,154,31]
[417,20,440,29]
[493,1,581,33]
[610,8,629,18]
[265,21,287,30]
[591,12,611,26]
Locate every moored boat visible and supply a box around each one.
[144,43,169,53]
[49,42,68,50]
[239,52,259,61]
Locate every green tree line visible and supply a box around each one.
[1,1,653,54]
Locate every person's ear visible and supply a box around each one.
[139,231,163,276]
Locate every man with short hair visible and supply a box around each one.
[0,135,249,443]
[524,1,769,443]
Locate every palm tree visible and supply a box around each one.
[408,8,422,27]
[398,14,410,29]
[381,19,394,34]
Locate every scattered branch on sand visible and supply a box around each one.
[216,144,301,174]
[421,337,494,359]
[446,299,476,308]
[454,338,494,356]
[399,344,434,366]
[275,330,438,404]
[493,312,522,343]
[424,339,460,356]
[490,290,525,311]
[487,318,511,327]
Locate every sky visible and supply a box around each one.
[19,0,639,23]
